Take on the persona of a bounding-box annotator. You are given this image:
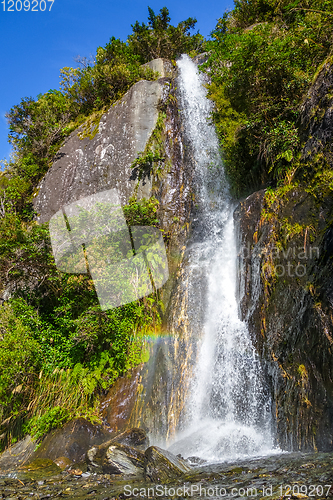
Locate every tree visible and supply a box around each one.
[128,6,204,62]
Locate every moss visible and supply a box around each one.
[311,54,333,84]
[130,111,168,193]
[298,364,308,380]
[77,109,106,141]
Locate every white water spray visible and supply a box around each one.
[168,55,276,462]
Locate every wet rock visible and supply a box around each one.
[100,368,143,433]
[186,455,207,466]
[144,445,191,482]
[234,186,333,452]
[0,435,35,471]
[111,428,149,450]
[18,458,62,481]
[53,456,72,470]
[0,452,331,499]
[32,418,112,464]
[88,442,145,476]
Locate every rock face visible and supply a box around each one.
[235,189,333,452]
[234,62,333,452]
[110,428,149,450]
[0,435,35,471]
[100,367,143,434]
[34,78,162,223]
[33,58,196,447]
[34,59,186,224]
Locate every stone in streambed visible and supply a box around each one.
[0,435,35,471]
[87,442,145,476]
[53,456,72,470]
[144,446,191,482]
[19,458,62,480]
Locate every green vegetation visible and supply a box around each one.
[1,0,333,451]
[0,6,201,450]
[129,6,204,61]
[130,151,165,185]
[206,0,333,196]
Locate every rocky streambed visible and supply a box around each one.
[1,450,333,499]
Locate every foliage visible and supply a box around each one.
[206,0,333,195]
[0,304,39,446]
[60,37,156,116]
[7,91,73,164]
[27,406,70,441]
[130,151,165,185]
[0,276,159,448]
[123,196,160,227]
[0,215,55,301]
[129,6,205,62]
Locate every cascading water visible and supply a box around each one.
[168,55,276,462]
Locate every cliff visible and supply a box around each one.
[235,61,333,452]
[33,58,197,443]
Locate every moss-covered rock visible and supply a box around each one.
[235,186,333,452]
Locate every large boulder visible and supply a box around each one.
[0,435,35,472]
[34,59,175,224]
[34,79,162,223]
[110,428,149,450]
[87,442,145,476]
[31,418,111,464]
[144,446,191,482]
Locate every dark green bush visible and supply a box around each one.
[206,0,333,195]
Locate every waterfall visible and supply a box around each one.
[168,55,276,462]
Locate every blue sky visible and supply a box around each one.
[0,0,232,162]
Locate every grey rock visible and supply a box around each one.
[0,435,35,471]
[110,428,149,450]
[105,444,143,476]
[143,58,174,78]
[144,445,191,482]
[87,442,145,476]
[31,418,111,464]
[34,78,167,223]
